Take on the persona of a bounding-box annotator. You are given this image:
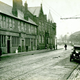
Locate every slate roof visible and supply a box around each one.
[48,11,54,23]
[71,31,80,36]
[28,7,41,17]
[28,6,54,23]
[0,1,13,16]
[0,1,37,26]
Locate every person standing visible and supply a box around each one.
[0,47,2,61]
[64,44,67,50]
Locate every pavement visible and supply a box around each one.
[3,45,80,80]
[2,49,52,57]
[2,45,63,57]
[67,63,80,80]
[1,45,80,80]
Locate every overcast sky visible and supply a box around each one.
[0,0,80,38]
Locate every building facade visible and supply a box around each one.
[27,3,57,49]
[0,0,56,53]
[0,1,38,53]
[12,0,57,49]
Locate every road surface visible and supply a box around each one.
[0,46,79,80]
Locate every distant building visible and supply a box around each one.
[0,0,56,53]
[69,31,80,45]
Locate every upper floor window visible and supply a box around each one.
[21,22,24,31]
[24,23,26,32]
[31,25,34,34]
[26,23,29,33]
[0,14,2,28]
[29,24,31,33]
[0,14,2,20]
[6,17,9,22]
[35,27,37,34]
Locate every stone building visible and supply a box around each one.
[28,4,56,49]
[0,0,56,53]
[0,1,38,53]
[12,0,56,49]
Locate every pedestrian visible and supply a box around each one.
[47,44,49,50]
[0,47,2,61]
[37,45,39,50]
[56,45,57,50]
[50,44,52,50]
[18,46,21,52]
[64,44,67,50]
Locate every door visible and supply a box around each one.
[22,40,24,52]
[7,40,10,53]
[31,42,33,50]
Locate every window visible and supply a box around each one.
[18,21,21,31]
[26,23,29,34]
[39,22,41,31]
[24,23,26,32]
[21,22,24,32]
[2,16,6,28]
[6,17,8,22]
[25,38,30,46]
[0,35,6,47]
[35,27,37,34]
[42,23,44,31]
[12,19,15,29]
[39,35,41,43]
[29,24,31,33]
[48,38,50,44]
[31,25,34,34]
[0,14,2,28]
[34,39,36,46]
[9,18,12,30]
[51,39,52,44]
[0,14,2,20]
[42,36,44,43]
[12,36,20,47]
[6,17,9,29]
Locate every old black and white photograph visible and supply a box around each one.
[0,0,80,80]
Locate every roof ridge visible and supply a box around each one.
[0,1,37,25]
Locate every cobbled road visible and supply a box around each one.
[0,47,79,80]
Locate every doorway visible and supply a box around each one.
[7,40,10,53]
[22,40,24,52]
[31,42,33,50]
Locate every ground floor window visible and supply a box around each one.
[34,39,36,46]
[51,39,52,44]
[0,35,6,47]
[25,38,30,46]
[48,38,51,44]
[12,36,20,47]
[42,36,44,43]
[39,35,41,43]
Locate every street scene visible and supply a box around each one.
[0,0,80,80]
[0,45,79,80]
